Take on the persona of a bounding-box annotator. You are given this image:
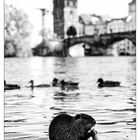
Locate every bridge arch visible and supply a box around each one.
[63,30,136,49]
[63,30,136,56]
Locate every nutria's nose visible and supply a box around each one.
[92,118,96,125]
[88,128,98,140]
[91,129,98,140]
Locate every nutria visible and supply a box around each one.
[49,113,97,140]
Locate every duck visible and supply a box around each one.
[4,80,20,91]
[29,80,50,90]
[97,78,120,87]
[52,78,59,87]
[60,79,79,90]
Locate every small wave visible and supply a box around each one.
[5,119,26,122]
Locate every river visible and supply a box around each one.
[4,56,136,140]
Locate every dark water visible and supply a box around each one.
[4,56,136,140]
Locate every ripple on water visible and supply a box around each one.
[4,57,136,140]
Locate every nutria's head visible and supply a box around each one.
[97,78,104,83]
[49,113,98,140]
[73,114,97,140]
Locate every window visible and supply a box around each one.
[70,10,74,19]
[69,1,73,6]
[75,2,77,7]
[73,1,77,7]
[127,41,129,46]
[70,10,73,15]
[67,1,69,6]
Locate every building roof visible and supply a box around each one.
[109,17,127,23]
[79,14,93,25]
[66,0,77,1]
[79,14,103,25]
[126,15,136,23]
[129,0,136,5]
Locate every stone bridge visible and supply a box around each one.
[62,30,136,56]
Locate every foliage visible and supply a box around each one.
[4,4,33,57]
[32,40,52,56]
[66,26,77,37]
[33,39,64,56]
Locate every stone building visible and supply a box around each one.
[128,0,136,16]
[107,18,126,33]
[53,0,78,39]
[108,0,136,56]
[125,15,136,31]
[125,0,136,31]
[107,0,136,33]
[79,14,95,35]
[94,15,108,35]
[79,14,108,36]
[112,38,136,56]
[53,0,136,39]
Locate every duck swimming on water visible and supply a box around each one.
[52,78,59,87]
[4,80,20,91]
[60,79,79,90]
[97,78,120,87]
[29,80,50,90]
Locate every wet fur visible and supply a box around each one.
[49,113,96,140]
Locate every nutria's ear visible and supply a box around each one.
[74,114,81,120]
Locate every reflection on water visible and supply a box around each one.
[69,43,85,57]
[4,56,136,140]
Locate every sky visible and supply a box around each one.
[5,0,132,17]
[5,0,132,46]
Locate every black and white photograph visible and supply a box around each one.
[3,0,136,140]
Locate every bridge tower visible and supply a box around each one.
[53,0,78,39]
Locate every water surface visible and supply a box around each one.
[4,56,136,140]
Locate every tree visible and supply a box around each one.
[4,4,33,57]
[66,26,77,37]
